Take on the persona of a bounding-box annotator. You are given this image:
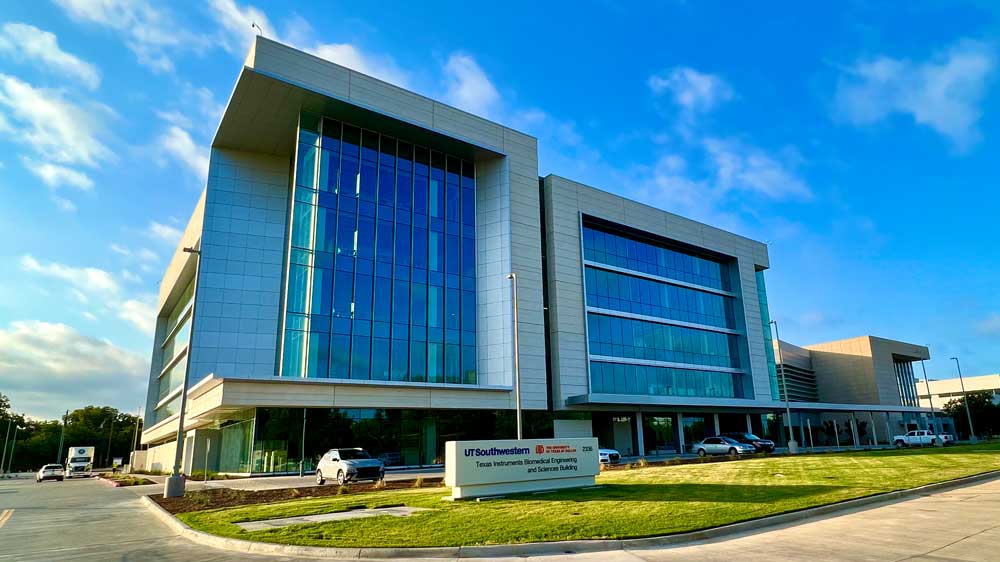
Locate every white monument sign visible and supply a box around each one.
[444,438,600,499]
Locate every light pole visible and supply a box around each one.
[950,357,977,443]
[507,272,523,440]
[1,419,11,474]
[919,359,942,447]
[165,245,202,498]
[6,426,20,474]
[130,406,142,470]
[105,413,116,468]
[57,410,68,464]
[770,320,798,453]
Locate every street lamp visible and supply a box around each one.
[1,419,11,475]
[165,245,202,498]
[6,426,22,474]
[770,320,798,453]
[507,272,523,440]
[918,358,942,447]
[950,357,977,443]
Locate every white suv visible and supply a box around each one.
[315,448,385,485]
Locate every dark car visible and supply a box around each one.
[722,432,775,453]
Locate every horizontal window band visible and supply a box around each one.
[589,355,745,374]
[586,306,740,335]
[584,260,737,298]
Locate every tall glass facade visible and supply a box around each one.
[153,278,194,424]
[280,113,477,384]
[756,270,781,400]
[583,220,746,399]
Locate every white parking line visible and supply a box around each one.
[0,509,13,529]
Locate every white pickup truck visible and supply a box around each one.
[893,430,954,447]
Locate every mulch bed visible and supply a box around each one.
[149,477,444,514]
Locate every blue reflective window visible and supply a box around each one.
[390,339,408,381]
[585,266,734,328]
[587,313,738,368]
[283,114,476,384]
[410,341,426,382]
[287,264,309,314]
[589,361,738,398]
[582,225,728,291]
[371,338,390,381]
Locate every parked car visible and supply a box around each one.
[378,452,403,467]
[598,447,621,464]
[693,436,756,457]
[893,430,954,447]
[721,432,775,453]
[315,448,385,485]
[36,464,64,482]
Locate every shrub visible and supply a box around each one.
[412,477,425,488]
[373,479,387,490]
[337,485,350,495]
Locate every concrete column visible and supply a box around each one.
[746,414,753,434]
[868,412,878,446]
[713,413,721,436]
[884,413,893,446]
[850,413,860,448]
[636,412,645,458]
[799,416,806,445]
[834,419,842,450]
[677,413,685,454]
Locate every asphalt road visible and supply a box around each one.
[1,473,998,561]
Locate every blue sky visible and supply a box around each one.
[1,1,998,418]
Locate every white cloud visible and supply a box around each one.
[121,269,141,283]
[648,67,734,114]
[82,311,97,322]
[703,138,812,200]
[0,23,100,89]
[20,254,121,297]
[978,313,1000,335]
[207,0,275,56]
[147,221,183,245]
[0,320,147,419]
[21,157,94,190]
[834,39,995,151]
[53,0,204,73]
[442,53,501,118]
[110,243,131,256]
[50,194,77,213]
[116,297,157,335]
[158,125,209,180]
[0,74,113,166]
[137,248,159,261]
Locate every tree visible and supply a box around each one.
[0,398,140,472]
[942,390,999,439]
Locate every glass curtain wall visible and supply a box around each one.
[756,270,781,400]
[153,278,195,424]
[281,113,477,383]
[582,220,745,399]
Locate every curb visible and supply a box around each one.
[141,469,1000,559]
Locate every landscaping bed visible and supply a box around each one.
[152,477,444,514]
[173,444,1000,548]
[99,473,156,487]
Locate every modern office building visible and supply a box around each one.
[136,37,933,474]
[917,374,1000,408]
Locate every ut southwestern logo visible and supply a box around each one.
[463,445,530,457]
[535,445,545,454]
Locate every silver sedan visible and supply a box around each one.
[693,436,756,457]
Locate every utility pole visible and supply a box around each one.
[6,426,19,474]
[919,360,942,446]
[770,320,798,453]
[165,245,202,498]
[950,357,977,443]
[57,410,68,464]
[507,272,523,440]
[105,414,116,468]
[1,419,10,474]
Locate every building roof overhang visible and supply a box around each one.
[565,393,934,414]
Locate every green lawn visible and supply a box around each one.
[178,444,1000,548]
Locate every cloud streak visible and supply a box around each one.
[0,23,100,89]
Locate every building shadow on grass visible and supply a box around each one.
[515,483,847,503]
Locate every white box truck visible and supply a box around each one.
[65,446,95,478]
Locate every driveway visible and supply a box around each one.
[1,473,997,561]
